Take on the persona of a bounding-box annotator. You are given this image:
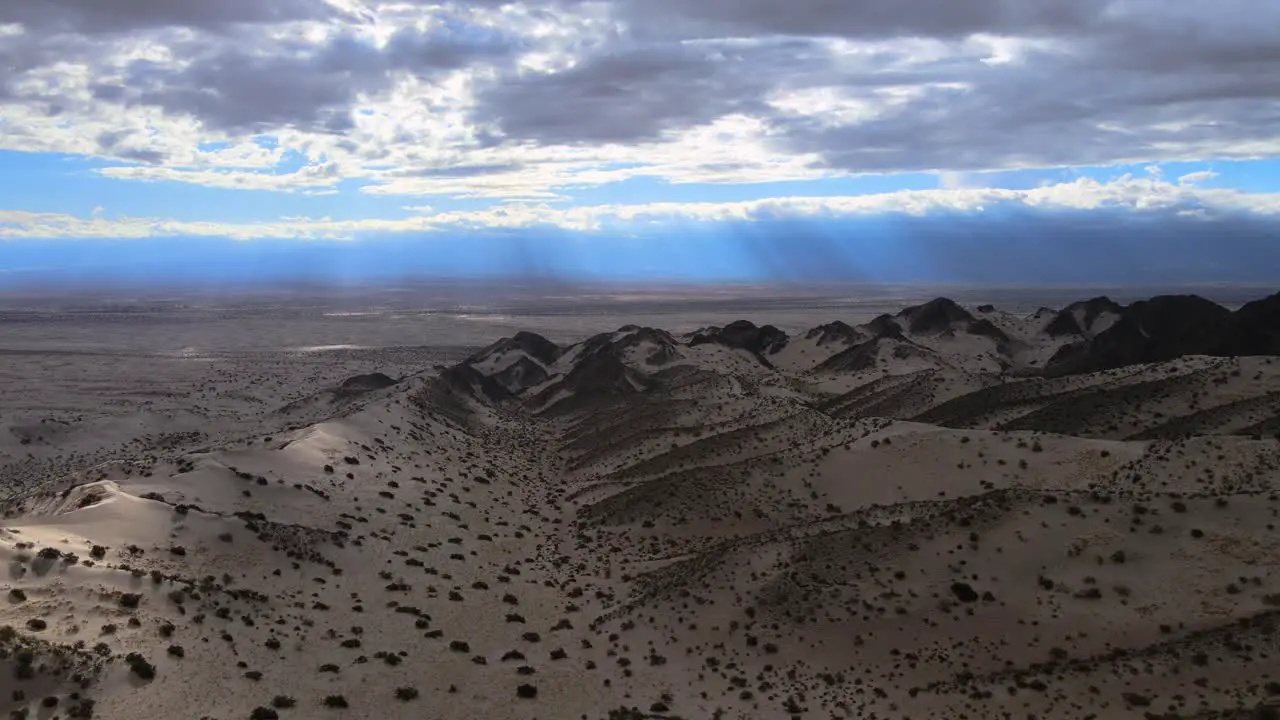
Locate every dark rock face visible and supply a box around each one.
[1043,312,1084,337]
[812,315,910,374]
[816,330,937,373]
[976,304,995,313]
[527,346,649,411]
[1044,296,1123,337]
[579,327,679,364]
[689,320,789,357]
[1044,294,1273,375]
[509,331,561,365]
[614,327,681,365]
[1122,295,1230,349]
[1074,296,1125,329]
[492,356,549,395]
[966,319,1010,343]
[815,336,885,373]
[899,298,975,334]
[437,364,511,404]
[863,314,904,338]
[805,321,861,346]
[337,373,397,393]
[469,331,561,366]
[578,332,619,359]
[564,351,637,395]
[1215,291,1280,356]
[627,327,680,363]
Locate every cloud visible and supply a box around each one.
[471,38,827,145]
[3,175,1279,240]
[613,0,1106,41]
[0,0,345,35]
[0,0,1279,201]
[97,23,524,135]
[96,163,344,192]
[458,0,1280,177]
[1179,170,1219,185]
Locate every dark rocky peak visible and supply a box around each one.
[616,326,678,345]
[1045,296,1124,337]
[690,320,789,356]
[804,321,861,346]
[469,331,561,366]
[577,331,621,360]
[863,314,904,338]
[898,297,975,334]
[613,327,681,364]
[508,331,561,365]
[526,347,650,412]
[1070,296,1124,326]
[1044,294,1232,375]
[1123,295,1229,339]
[565,327,682,370]
[1217,291,1280,356]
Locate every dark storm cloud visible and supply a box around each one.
[464,0,1280,172]
[461,0,1101,38]
[5,0,1280,176]
[95,25,523,133]
[0,32,86,100]
[614,0,1106,41]
[0,0,344,35]
[94,130,166,163]
[472,38,833,144]
[774,16,1280,173]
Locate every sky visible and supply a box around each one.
[1,0,1280,286]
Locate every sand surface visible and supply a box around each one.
[3,288,1280,720]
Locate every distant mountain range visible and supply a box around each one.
[443,290,1280,404]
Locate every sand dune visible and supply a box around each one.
[3,291,1280,720]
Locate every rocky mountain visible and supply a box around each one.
[898,296,975,334]
[469,330,562,367]
[689,320,789,363]
[1043,296,1124,337]
[803,320,862,346]
[1046,292,1280,374]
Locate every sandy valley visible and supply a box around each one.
[3,288,1280,720]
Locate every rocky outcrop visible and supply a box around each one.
[689,320,788,366]
[899,298,976,335]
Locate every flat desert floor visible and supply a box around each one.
[3,285,1279,720]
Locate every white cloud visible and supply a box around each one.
[0,0,1278,205]
[96,163,344,192]
[3,175,1279,240]
[1178,170,1219,185]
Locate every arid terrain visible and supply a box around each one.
[3,287,1280,720]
